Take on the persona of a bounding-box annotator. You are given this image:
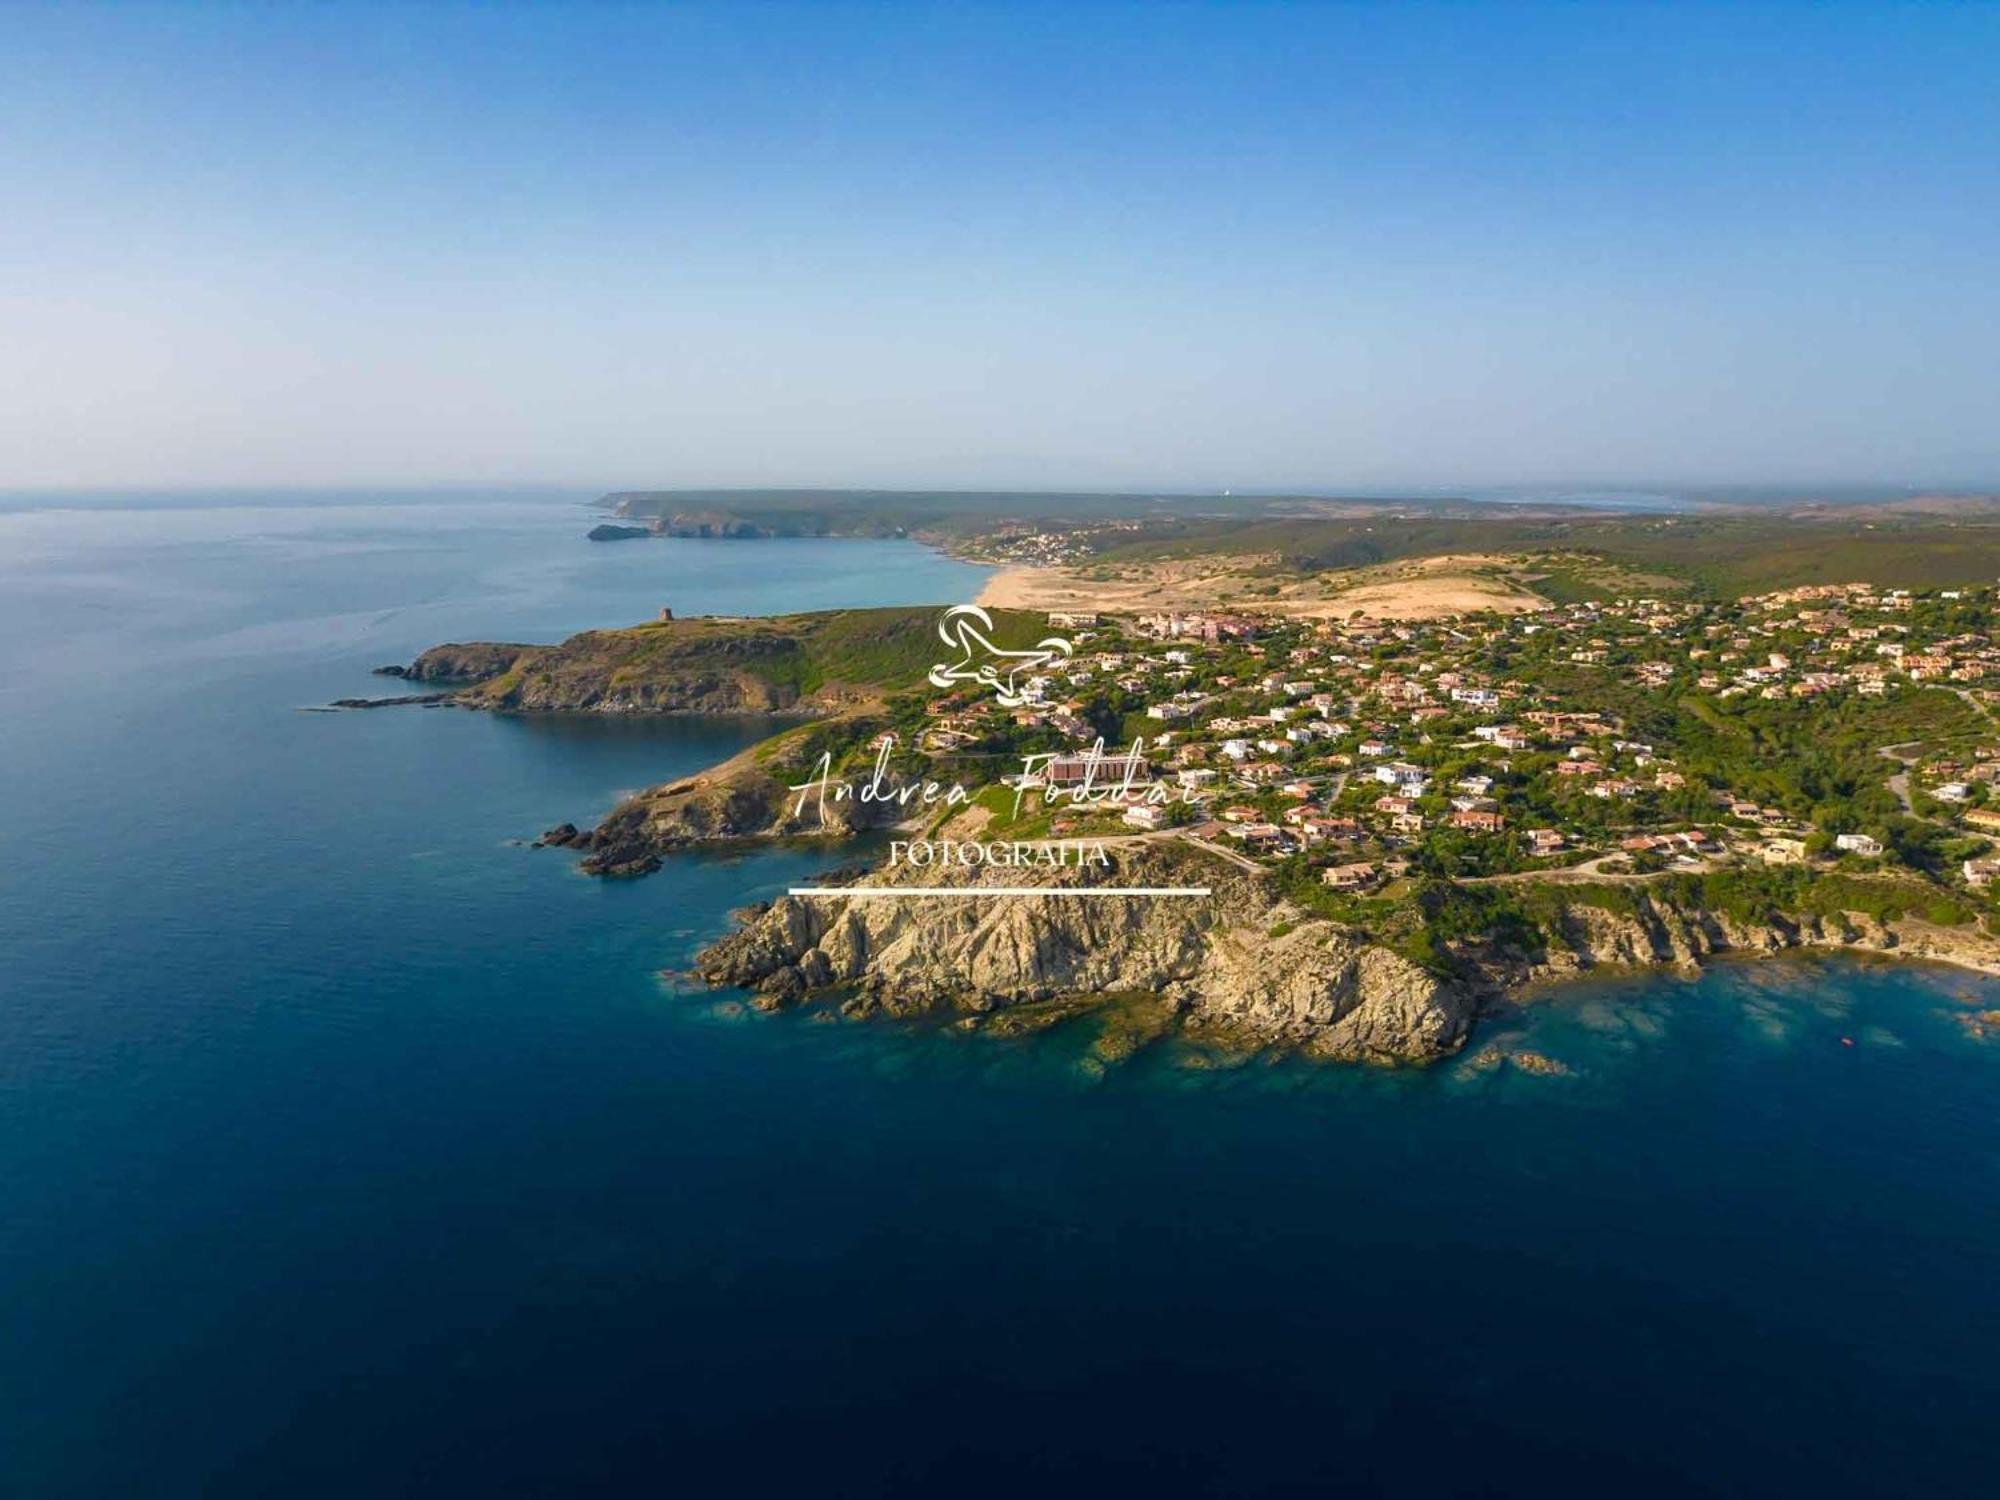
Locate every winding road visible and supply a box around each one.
[1878,741,1922,815]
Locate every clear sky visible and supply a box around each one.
[3,1,1996,492]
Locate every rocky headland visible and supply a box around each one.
[381,604,1048,717]
[694,844,1475,1063]
[691,848,2000,1064]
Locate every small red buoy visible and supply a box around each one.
[1841,1037,1855,1047]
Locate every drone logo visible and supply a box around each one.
[927,604,1074,707]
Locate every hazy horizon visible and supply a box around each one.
[5,2,1997,491]
[4,479,1999,509]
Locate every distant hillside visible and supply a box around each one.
[600,488,1473,538]
[402,605,1054,714]
[1091,510,2000,597]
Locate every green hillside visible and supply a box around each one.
[597,605,1054,695]
[412,605,1056,714]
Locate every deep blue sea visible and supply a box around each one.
[3,494,1998,1497]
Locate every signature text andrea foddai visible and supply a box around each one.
[784,734,1206,825]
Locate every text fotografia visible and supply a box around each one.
[889,839,1111,869]
[785,735,1209,826]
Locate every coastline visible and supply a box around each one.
[1514,940,2000,1004]
[1512,917,2000,996]
[975,563,1058,611]
[19,513,2000,1492]
[688,840,2000,1063]
[365,538,2000,1065]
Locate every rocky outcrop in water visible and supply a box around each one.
[329,692,451,708]
[401,641,543,684]
[693,846,1476,1063]
[579,744,902,876]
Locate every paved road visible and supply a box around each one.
[1462,854,1715,887]
[1872,688,1994,818]
[1872,748,1920,816]
[1878,740,1923,815]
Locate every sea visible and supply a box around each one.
[2,492,1996,1497]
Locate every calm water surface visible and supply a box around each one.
[2,495,1996,1496]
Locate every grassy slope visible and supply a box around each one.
[645,605,1053,693]
[483,605,1058,701]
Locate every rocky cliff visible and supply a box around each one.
[1499,886,2000,988]
[692,864,2000,1064]
[694,845,1476,1063]
[397,641,544,684]
[443,629,821,714]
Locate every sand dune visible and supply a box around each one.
[978,556,1549,621]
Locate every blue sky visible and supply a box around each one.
[3,1,1996,491]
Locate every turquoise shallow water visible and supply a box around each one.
[2,495,1998,1497]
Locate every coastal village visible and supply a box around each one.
[901,582,2000,909]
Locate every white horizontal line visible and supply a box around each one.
[787,886,1212,898]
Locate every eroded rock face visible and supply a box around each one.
[1514,890,2000,992]
[695,847,1476,1063]
[1528,894,1927,977]
[403,641,542,683]
[473,664,802,715]
[693,864,2000,1065]
[399,628,839,714]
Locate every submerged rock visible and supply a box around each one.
[1956,1008,2000,1042]
[1508,1049,1572,1077]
